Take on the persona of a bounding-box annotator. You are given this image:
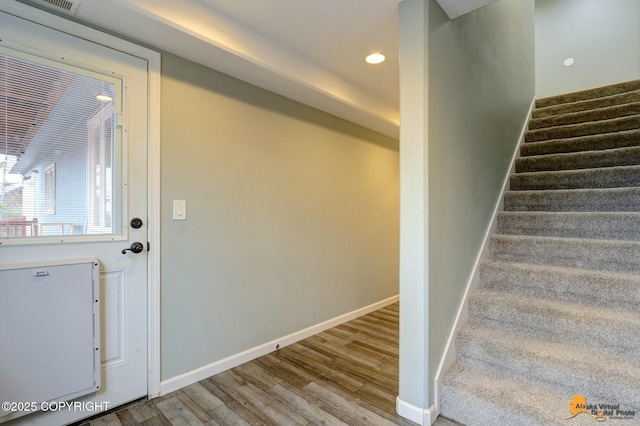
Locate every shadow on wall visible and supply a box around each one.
[162,53,398,150]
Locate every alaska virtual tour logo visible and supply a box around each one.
[567,395,636,422]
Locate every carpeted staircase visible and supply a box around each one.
[439,80,640,425]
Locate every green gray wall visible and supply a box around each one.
[536,0,640,98]
[398,0,535,412]
[161,54,399,380]
[428,0,534,402]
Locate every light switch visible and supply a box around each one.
[173,200,186,220]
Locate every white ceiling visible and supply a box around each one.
[24,0,496,138]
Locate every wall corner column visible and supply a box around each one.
[397,0,433,424]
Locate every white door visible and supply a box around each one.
[0,11,149,425]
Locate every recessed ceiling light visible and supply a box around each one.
[365,53,385,65]
[563,57,575,67]
[96,95,113,102]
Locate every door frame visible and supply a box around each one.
[0,2,162,398]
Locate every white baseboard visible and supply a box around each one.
[432,97,536,411]
[160,295,399,395]
[396,396,438,425]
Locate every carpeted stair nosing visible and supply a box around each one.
[516,145,640,172]
[456,324,640,410]
[532,90,640,119]
[496,211,640,240]
[503,187,640,212]
[467,289,640,360]
[521,129,640,156]
[529,101,640,130]
[479,259,640,312]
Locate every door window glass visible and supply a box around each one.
[0,48,122,239]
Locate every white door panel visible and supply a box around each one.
[0,10,148,425]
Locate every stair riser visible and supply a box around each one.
[516,147,640,173]
[521,130,640,157]
[467,293,640,360]
[529,102,640,130]
[456,330,640,410]
[503,188,640,212]
[525,116,640,143]
[496,212,640,241]
[532,91,640,119]
[510,166,640,191]
[479,261,640,312]
[536,80,640,108]
[440,386,546,426]
[440,364,602,426]
[488,236,640,274]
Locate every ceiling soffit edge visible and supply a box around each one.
[435,0,501,19]
[73,0,400,138]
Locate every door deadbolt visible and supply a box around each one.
[130,217,143,229]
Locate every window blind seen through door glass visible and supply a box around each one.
[0,50,119,238]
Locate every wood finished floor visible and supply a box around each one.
[82,303,459,426]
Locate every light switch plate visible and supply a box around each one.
[173,200,186,220]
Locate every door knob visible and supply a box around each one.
[122,242,144,254]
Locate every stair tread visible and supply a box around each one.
[498,210,640,217]
[480,258,640,312]
[471,287,640,320]
[510,164,640,191]
[480,259,640,292]
[441,363,558,425]
[496,210,640,240]
[503,187,640,212]
[525,114,640,143]
[516,145,640,172]
[488,233,640,274]
[504,186,640,200]
[513,163,640,175]
[440,364,626,426]
[489,232,640,246]
[521,129,640,156]
[505,186,640,194]
[457,323,640,401]
[468,289,640,359]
